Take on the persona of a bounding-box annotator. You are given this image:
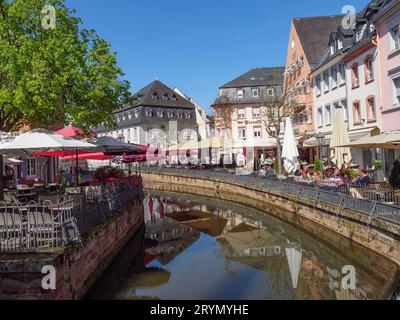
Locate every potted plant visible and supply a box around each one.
[372,159,384,182]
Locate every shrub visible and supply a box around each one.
[372,160,382,170]
[314,159,322,173]
[93,166,124,182]
[389,160,400,189]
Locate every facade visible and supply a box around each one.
[284,15,345,162]
[375,0,400,174]
[94,80,198,150]
[174,88,211,140]
[211,67,284,166]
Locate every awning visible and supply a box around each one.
[303,128,375,148]
[338,131,400,149]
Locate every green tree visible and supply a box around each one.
[0,0,131,132]
[389,160,400,189]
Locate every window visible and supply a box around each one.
[323,72,330,93]
[126,129,130,142]
[307,110,313,124]
[331,67,338,88]
[133,127,138,141]
[356,24,367,42]
[157,111,164,118]
[168,111,174,118]
[145,109,153,117]
[337,39,343,50]
[185,113,192,119]
[252,108,261,118]
[315,76,321,96]
[365,56,374,83]
[351,63,359,88]
[317,107,323,128]
[128,112,132,120]
[254,127,262,138]
[393,77,400,105]
[162,93,169,101]
[391,25,400,51]
[252,88,259,97]
[178,112,184,119]
[134,111,139,118]
[325,105,332,126]
[122,113,126,121]
[268,88,274,96]
[237,109,246,119]
[330,43,335,55]
[237,89,244,99]
[238,127,246,139]
[305,78,311,94]
[353,101,361,125]
[338,63,346,85]
[341,100,348,122]
[116,115,121,123]
[367,96,376,122]
[27,158,37,177]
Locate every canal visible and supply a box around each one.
[86,189,400,300]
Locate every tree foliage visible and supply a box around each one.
[389,160,400,189]
[0,0,131,132]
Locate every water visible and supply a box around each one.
[87,190,399,300]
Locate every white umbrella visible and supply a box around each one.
[282,118,299,174]
[330,107,351,168]
[0,129,97,155]
[285,241,302,289]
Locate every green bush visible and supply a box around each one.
[314,159,322,173]
[372,160,382,170]
[389,160,400,189]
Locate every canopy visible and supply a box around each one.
[3,158,23,165]
[330,106,351,168]
[62,152,112,161]
[338,131,400,149]
[87,136,140,155]
[282,118,299,174]
[0,129,97,155]
[56,125,86,137]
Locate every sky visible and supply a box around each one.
[66,0,371,114]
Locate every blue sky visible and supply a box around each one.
[67,0,370,114]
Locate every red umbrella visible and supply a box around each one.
[56,125,85,138]
[122,154,147,163]
[62,152,112,161]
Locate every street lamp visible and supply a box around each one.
[316,133,326,175]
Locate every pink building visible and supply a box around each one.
[375,0,400,132]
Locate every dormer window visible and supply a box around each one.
[178,112,184,119]
[356,24,367,42]
[157,111,164,118]
[337,39,343,50]
[162,93,169,101]
[128,112,132,120]
[151,92,158,100]
[116,115,121,123]
[122,113,126,121]
[145,109,153,117]
[330,43,335,55]
[185,113,192,119]
[172,94,178,101]
[252,88,259,98]
[134,111,139,118]
[168,111,174,118]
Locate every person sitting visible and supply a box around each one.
[355,169,370,186]
[329,168,344,186]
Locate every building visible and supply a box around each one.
[211,67,284,167]
[341,1,386,169]
[94,80,198,150]
[174,88,211,140]
[309,1,386,169]
[374,0,400,173]
[284,15,346,162]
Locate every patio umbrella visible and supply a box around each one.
[282,118,299,174]
[285,241,302,289]
[56,125,86,138]
[0,129,97,187]
[330,106,351,168]
[62,152,112,161]
[87,136,140,155]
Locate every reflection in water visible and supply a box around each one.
[88,190,399,300]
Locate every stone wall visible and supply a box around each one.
[142,172,400,270]
[0,200,144,300]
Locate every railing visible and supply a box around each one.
[140,167,400,225]
[0,176,144,252]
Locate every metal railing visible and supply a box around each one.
[140,167,400,225]
[0,176,144,252]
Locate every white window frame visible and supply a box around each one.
[237,89,244,99]
[238,127,246,139]
[237,109,246,119]
[26,157,37,177]
[391,25,400,52]
[338,63,346,85]
[325,105,332,126]
[252,88,259,98]
[341,100,348,122]
[317,107,323,128]
[331,67,338,89]
[253,127,262,138]
[393,76,400,106]
[252,108,261,119]
[315,76,321,96]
